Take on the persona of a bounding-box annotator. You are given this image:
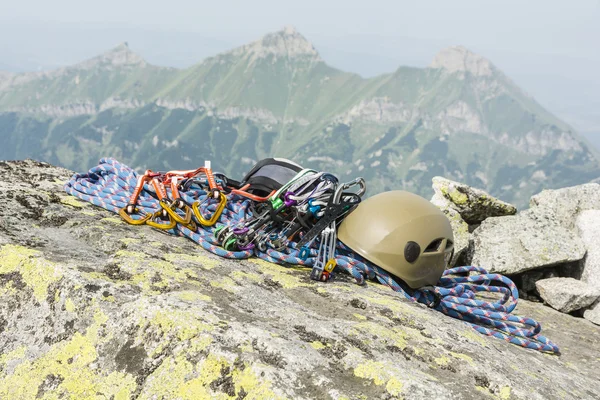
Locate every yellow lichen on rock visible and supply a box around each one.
[460,328,489,346]
[499,386,511,400]
[65,298,76,312]
[139,354,279,400]
[386,377,404,397]
[0,280,18,296]
[114,251,204,294]
[101,217,124,224]
[210,276,238,293]
[354,360,404,397]
[434,355,450,366]
[356,292,422,319]
[449,351,474,366]
[139,355,209,400]
[118,237,139,245]
[133,303,220,357]
[0,244,62,303]
[232,363,281,400]
[59,195,87,208]
[187,336,214,354]
[164,252,220,270]
[350,321,409,350]
[142,309,215,342]
[310,341,326,350]
[354,361,388,385]
[231,270,263,283]
[249,259,309,289]
[177,291,212,303]
[0,346,27,369]
[0,309,137,399]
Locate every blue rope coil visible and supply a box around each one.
[64,158,559,354]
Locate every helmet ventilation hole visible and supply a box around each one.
[424,239,444,253]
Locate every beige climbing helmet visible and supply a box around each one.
[338,190,454,288]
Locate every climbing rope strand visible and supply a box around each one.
[64,158,559,354]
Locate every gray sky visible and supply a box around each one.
[1,0,599,141]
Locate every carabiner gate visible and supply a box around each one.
[146,210,177,230]
[161,199,194,225]
[118,206,152,225]
[192,192,227,227]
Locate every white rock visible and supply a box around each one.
[536,278,600,314]
[431,195,469,267]
[576,210,600,286]
[529,183,600,230]
[469,210,586,275]
[584,300,600,325]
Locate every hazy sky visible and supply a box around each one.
[1,0,599,137]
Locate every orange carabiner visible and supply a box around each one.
[229,184,275,202]
[119,171,155,225]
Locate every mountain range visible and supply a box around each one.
[1,26,598,207]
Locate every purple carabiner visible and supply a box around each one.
[239,242,255,251]
[284,191,297,207]
[233,227,249,235]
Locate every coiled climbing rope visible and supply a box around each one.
[65,158,559,354]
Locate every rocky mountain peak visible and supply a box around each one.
[429,46,494,77]
[76,41,147,70]
[231,25,321,62]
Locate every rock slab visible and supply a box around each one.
[0,161,600,399]
[576,210,600,286]
[536,277,600,313]
[469,210,586,275]
[584,301,600,325]
[529,183,600,230]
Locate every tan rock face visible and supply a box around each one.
[0,160,599,398]
[231,25,322,63]
[429,46,494,77]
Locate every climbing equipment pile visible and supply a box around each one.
[65,157,559,354]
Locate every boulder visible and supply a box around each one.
[576,210,600,286]
[536,278,600,314]
[431,177,517,225]
[529,183,600,230]
[584,301,600,325]
[468,210,586,275]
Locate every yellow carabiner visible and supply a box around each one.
[146,210,177,230]
[192,192,227,227]
[324,259,337,274]
[179,217,197,232]
[118,206,152,225]
[160,199,193,225]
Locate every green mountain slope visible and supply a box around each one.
[0,27,598,208]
